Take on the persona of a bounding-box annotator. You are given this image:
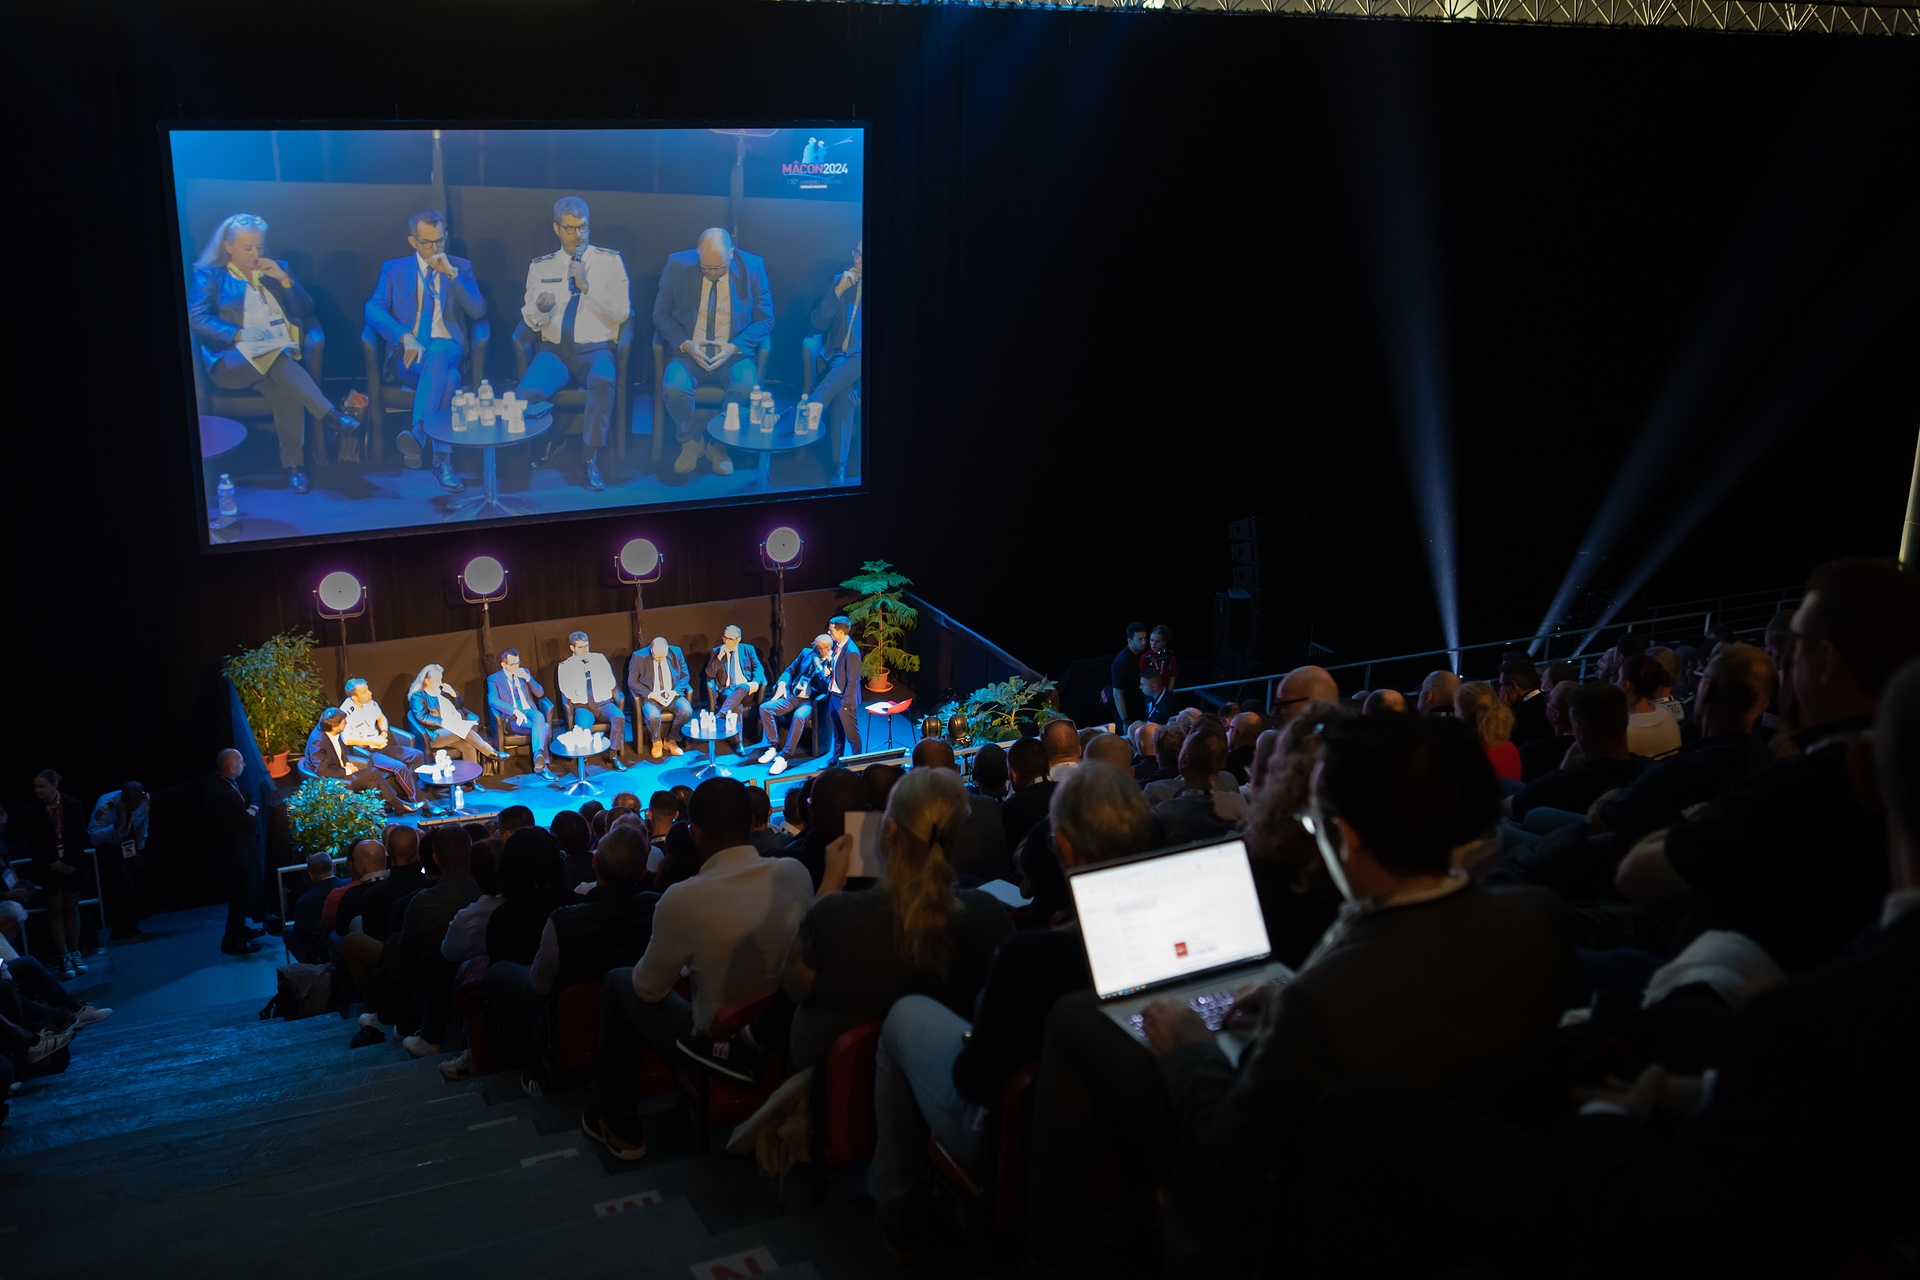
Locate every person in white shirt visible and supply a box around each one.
[556,631,634,768]
[405,665,501,767]
[582,778,812,1161]
[516,197,631,493]
[651,228,775,478]
[1620,653,1683,760]
[339,677,425,785]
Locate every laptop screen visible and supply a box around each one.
[1070,838,1273,1001]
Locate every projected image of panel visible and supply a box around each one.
[167,126,865,550]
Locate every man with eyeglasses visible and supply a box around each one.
[1271,665,1339,727]
[365,209,487,493]
[652,227,774,478]
[519,197,632,493]
[808,239,863,483]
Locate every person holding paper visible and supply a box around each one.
[705,625,767,721]
[86,780,148,939]
[364,209,487,494]
[808,239,863,483]
[557,632,634,768]
[485,649,557,781]
[651,227,774,477]
[406,664,501,767]
[517,197,631,493]
[188,213,362,495]
[627,637,694,760]
[757,635,834,776]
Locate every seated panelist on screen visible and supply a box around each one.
[809,239,863,483]
[651,227,773,479]
[556,631,634,768]
[187,213,361,496]
[365,208,486,496]
[517,197,630,494]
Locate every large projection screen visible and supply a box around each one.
[166,125,866,551]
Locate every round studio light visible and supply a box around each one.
[463,555,505,596]
[316,571,364,612]
[764,526,802,567]
[619,538,661,578]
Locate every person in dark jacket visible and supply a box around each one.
[21,770,89,975]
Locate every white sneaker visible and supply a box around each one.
[768,756,789,776]
[437,1050,475,1081]
[73,1004,112,1027]
[26,1027,75,1065]
[756,747,779,765]
[402,1035,444,1058]
[358,1012,384,1029]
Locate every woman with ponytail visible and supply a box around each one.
[779,766,1014,1072]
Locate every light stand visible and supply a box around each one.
[616,540,665,653]
[759,528,805,675]
[458,557,509,670]
[313,573,368,693]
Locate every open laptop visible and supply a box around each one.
[1069,837,1293,1064]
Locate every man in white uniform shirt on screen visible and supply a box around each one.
[556,631,633,769]
[518,197,631,493]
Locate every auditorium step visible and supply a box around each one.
[0,1002,975,1278]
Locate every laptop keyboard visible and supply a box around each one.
[1128,987,1236,1035]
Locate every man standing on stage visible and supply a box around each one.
[706,625,766,721]
[207,749,262,956]
[518,197,631,493]
[364,209,486,493]
[557,632,633,768]
[339,678,425,801]
[487,649,557,781]
[652,227,774,478]
[808,239,862,483]
[824,615,863,766]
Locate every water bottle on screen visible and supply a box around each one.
[217,474,237,517]
[797,394,809,433]
[452,784,465,813]
[479,380,494,407]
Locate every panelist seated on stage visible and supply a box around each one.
[486,648,557,782]
[652,227,773,478]
[627,637,694,760]
[364,207,487,495]
[339,678,425,773]
[557,631,635,768]
[808,239,863,482]
[705,625,767,720]
[757,634,834,777]
[406,665,503,767]
[517,197,631,494]
[187,212,361,496]
[303,709,421,815]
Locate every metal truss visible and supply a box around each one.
[777,0,1920,36]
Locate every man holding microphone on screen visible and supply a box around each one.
[517,197,631,493]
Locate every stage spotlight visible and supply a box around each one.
[761,526,803,570]
[459,555,507,602]
[616,538,665,651]
[312,572,368,689]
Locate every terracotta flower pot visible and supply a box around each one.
[267,751,291,779]
[865,668,894,694]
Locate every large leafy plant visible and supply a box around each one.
[224,630,327,758]
[934,676,1063,743]
[284,778,388,861]
[839,560,921,681]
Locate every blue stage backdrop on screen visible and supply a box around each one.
[167,125,865,551]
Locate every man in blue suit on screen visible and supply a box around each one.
[652,227,773,479]
[364,209,487,494]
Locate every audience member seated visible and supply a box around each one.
[1419,669,1462,716]
[910,739,1010,882]
[745,786,785,854]
[339,827,425,1045]
[776,768,866,890]
[86,778,147,940]
[1620,653,1683,760]
[1142,723,1239,806]
[1024,713,1574,1273]
[391,826,481,1057]
[1223,711,1266,783]
[485,825,658,1089]
[969,742,1009,799]
[1362,688,1407,714]
[1241,705,1349,967]
[498,804,537,837]
[1511,683,1645,822]
[1519,679,1580,783]
[550,809,594,889]
[1455,680,1522,782]
[21,771,88,978]
[1499,654,1553,746]
[582,779,812,1161]
[289,852,349,963]
[863,763,905,814]
[1000,737,1056,851]
[1272,665,1339,726]
[440,837,503,968]
[486,828,566,968]
[1614,558,1920,975]
[1151,728,1248,846]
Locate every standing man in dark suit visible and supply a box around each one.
[823,615,863,767]
[302,710,419,814]
[207,749,263,956]
[486,649,556,781]
[364,209,487,493]
[705,625,767,722]
[652,228,774,478]
[808,239,862,483]
[517,197,631,493]
[627,637,694,761]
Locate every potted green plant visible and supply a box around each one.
[933,676,1063,743]
[284,777,388,861]
[839,560,921,693]
[224,630,326,778]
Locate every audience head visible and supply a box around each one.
[688,778,754,859]
[1040,718,1082,765]
[1618,653,1666,706]
[971,743,1008,797]
[1155,725,1187,776]
[470,838,502,895]
[1124,621,1150,654]
[783,784,809,832]
[1246,727,1286,796]
[1077,726,1102,752]
[1275,667,1340,725]
[879,767,970,971]
[1178,727,1228,785]
[550,809,591,861]
[1543,662,1579,689]
[1049,761,1152,872]
[305,852,335,882]
[912,738,958,771]
[498,826,561,897]
[1218,702,1243,720]
[655,823,701,891]
[1792,558,1920,727]
[1312,714,1497,892]
[610,791,641,815]
[1543,679,1580,736]
[1363,688,1407,715]
[578,799,605,822]
[1007,737,1049,789]
[1453,680,1514,747]
[348,838,385,878]
[807,768,867,841]
[1130,721,1159,762]
[385,825,421,866]
[461,821,489,846]
[746,784,772,831]
[1245,708,1352,889]
[1083,733,1134,772]
[1496,655,1540,705]
[434,824,473,877]
[497,804,535,835]
[1696,643,1778,736]
[216,749,244,781]
[647,791,679,835]
[865,763,905,812]
[671,785,693,818]
[589,808,613,843]
[593,823,648,889]
[1417,670,1461,716]
[1228,711,1266,750]
[1569,682,1631,759]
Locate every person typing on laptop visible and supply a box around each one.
[1024,714,1575,1275]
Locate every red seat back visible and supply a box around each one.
[453,956,492,1073]
[676,990,779,1125]
[554,981,600,1073]
[821,1021,883,1167]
